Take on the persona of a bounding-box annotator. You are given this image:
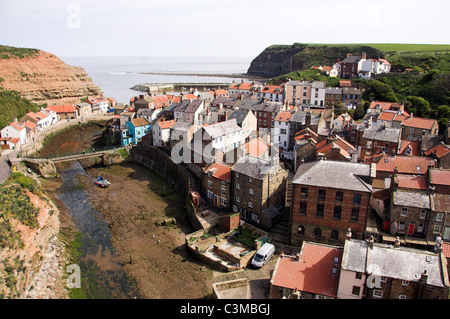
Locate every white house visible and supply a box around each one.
[0,121,27,146]
[203,118,242,153]
[274,111,293,151]
[373,58,391,74]
[21,109,55,131]
[152,119,176,147]
[87,97,109,113]
[310,82,326,107]
[136,108,161,124]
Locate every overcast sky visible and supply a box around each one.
[0,0,449,58]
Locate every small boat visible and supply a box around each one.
[96,176,111,188]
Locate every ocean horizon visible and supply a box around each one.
[60,56,254,104]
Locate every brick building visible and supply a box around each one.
[290,160,373,246]
[360,126,401,160]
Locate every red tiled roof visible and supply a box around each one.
[396,174,428,190]
[275,111,293,122]
[204,162,231,183]
[398,140,421,156]
[261,85,284,94]
[429,169,450,186]
[24,120,37,130]
[271,242,343,298]
[46,104,76,113]
[294,128,318,143]
[424,143,450,158]
[401,117,437,130]
[377,112,396,122]
[9,121,25,131]
[373,155,435,175]
[158,120,176,130]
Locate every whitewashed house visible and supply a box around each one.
[310,82,326,107]
[87,97,109,113]
[203,119,243,153]
[0,121,28,146]
[152,119,176,148]
[274,111,293,151]
[136,108,161,124]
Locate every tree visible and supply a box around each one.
[405,96,431,118]
[364,80,398,102]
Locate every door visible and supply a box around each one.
[407,223,415,236]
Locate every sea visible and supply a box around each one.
[60,56,253,104]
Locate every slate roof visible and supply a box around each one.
[227,110,250,126]
[362,126,401,143]
[342,239,447,288]
[185,100,203,113]
[203,119,241,138]
[293,160,372,192]
[290,111,320,125]
[393,190,430,209]
[231,155,277,180]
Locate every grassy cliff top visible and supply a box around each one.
[0,45,39,59]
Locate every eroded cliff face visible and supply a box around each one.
[0,50,102,105]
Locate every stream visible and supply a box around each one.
[57,161,140,299]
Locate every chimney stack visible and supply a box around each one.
[361,52,367,60]
[295,253,300,261]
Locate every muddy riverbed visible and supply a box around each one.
[40,122,213,299]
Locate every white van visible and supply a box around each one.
[251,243,275,268]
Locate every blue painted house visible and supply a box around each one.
[121,117,151,146]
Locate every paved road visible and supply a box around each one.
[0,150,16,184]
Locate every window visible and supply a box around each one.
[251,212,259,223]
[235,172,239,178]
[409,127,414,134]
[249,188,254,195]
[433,225,441,234]
[420,210,427,219]
[221,188,226,196]
[331,230,339,240]
[301,187,308,198]
[351,207,359,221]
[248,177,252,183]
[355,272,363,280]
[207,190,213,199]
[417,224,424,232]
[373,290,383,298]
[353,194,361,205]
[299,202,307,215]
[316,203,324,217]
[399,221,406,230]
[297,225,305,235]
[236,196,240,203]
[335,191,343,202]
[333,206,342,220]
[221,197,226,206]
[331,267,338,276]
[207,180,213,188]
[401,207,408,217]
[248,201,253,208]
[402,280,409,286]
[399,295,407,300]
[352,286,361,296]
[318,189,326,201]
[314,227,322,238]
[236,183,240,190]
[436,213,444,222]
[380,277,387,282]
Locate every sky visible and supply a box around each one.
[0,0,449,58]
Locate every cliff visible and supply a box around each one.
[0,46,102,106]
[247,43,385,78]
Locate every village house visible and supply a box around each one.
[243,137,270,161]
[360,126,402,160]
[368,101,406,116]
[226,109,257,142]
[152,119,176,148]
[423,142,450,169]
[339,238,449,299]
[255,84,285,103]
[290,160,373,246]
[400,115,439,142]
[20,108,57,131]
[76,102,92,117]
[274,111,293,151]
[429,168,450,241]
[119,111,135,130]
[340,52,366,79]
[255,100,285,129]
[173,100,191,122]
[0,121,28,147]
[341,87,362,109]
[86,96,109,113]
[398,140,421,157]
[121,117,151,146]
[202,119,243,155]
[231,155,288,230]
[169,122,200,156]
[46,104,78,120]
[184,99,205,124]
[136,107,161,124]
[324,87,343,108]
[202,162,232,210]
[270,242,343,299]
[315,135,358,162]
[284,80,326,107]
